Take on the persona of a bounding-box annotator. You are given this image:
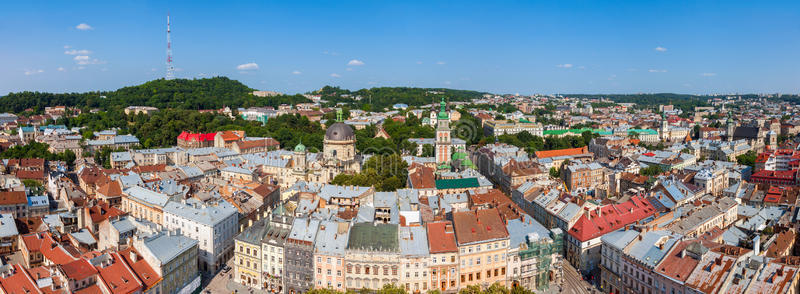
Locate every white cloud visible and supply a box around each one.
[73,55,105,65]
[57,67,66,72]
[701,72,717,77]
[292,70,302,75]
[236,62,259,70]
[578,66,586,69]
[63,45,71,49]
[654,46,667,52]
[76,23,93,30]
[556,64,573,68]
[347,59,365,66]
[24,69,44,75]
[346,67,354,71]
[64,49,91,55]
[77,66,86,70]
[444,81,452,85]
[416,61,423,65]
[648,69,667,73]
[608,74,617,80]
[330,73,341,78]
[436,61,446,65]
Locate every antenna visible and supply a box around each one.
[166,13,175,80]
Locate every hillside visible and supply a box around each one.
[315,86,488,110]
[0,77,310,113]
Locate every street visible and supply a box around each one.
[557,262,598,294]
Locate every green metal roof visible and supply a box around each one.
[435,178,480,190]
[347,223,399,252]
[542,128,612,136]
[437,98,449,120]
[294,140,306,152]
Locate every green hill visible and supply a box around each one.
[0,77,310,113]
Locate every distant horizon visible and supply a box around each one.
[2,1,798,95]
[3,76,796,97]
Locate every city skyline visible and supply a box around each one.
[2,0,799,95]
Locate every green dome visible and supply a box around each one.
[294,141,306,152]
[437,97,449,120]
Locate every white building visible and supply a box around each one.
[163,198,239,272]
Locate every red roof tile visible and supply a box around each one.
[534,146,589,159]
[177,131,215,142]
[0,264,42,294]
[95,253,144,294]
[117,248,160,290]
[61,258,97,281]
[452,208,509,245]
[567,195,656,242]
[0,191,27,205]
[427,221,458,254]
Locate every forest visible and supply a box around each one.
[0,77,311,113]
[315,85,487,110]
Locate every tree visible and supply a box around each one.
[736,150,757,168]
[640,165,665,177]
[421,144,435,157]
[549,167,560,178]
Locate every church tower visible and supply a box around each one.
[435,98,452,169]
[293,140,306,172]
[726,113,735,142]
[660,113,669,141]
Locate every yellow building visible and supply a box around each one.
[234,219,269,289]
[453,208,510,288]
[121,186,170,225]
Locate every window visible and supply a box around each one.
[476,272,481,280]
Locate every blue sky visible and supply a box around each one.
[1,0,799,95]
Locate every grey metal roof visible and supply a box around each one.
[374,192,396,208]
[319,184,371,202]
[601,229,639,251]
[506,217,550,249]
[111,217,136,235]
[124,186,170,208]
[142,232,198,264]
[314,221,349,256]
[163,198,238,226]
[398,226,429,257]
[0,213,19,238]
[69,229,97,245]
[626,230,680,268]
[288,217,320,243]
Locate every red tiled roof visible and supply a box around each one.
[22,232,76,265]
[567,195,656,242]
[16,169,45,180]
[61,258,97,281]
[95,253,144,294]
[235,138,279,150]
[427,221,458,254]
[0,264,41,294]
[88,201,126,224]
[0,191,26,205]
[656,240,701,282]
[177,131,215,142]
[74,284,104,294]
[96,181,122,197]
[408,163,435,189]
[534,146,589,159]
[118,248,160,290]
[452,208,509,245]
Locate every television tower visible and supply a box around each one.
[165,13,175,80]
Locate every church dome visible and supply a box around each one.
[294,141,306,152]
[325,122,355,141]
